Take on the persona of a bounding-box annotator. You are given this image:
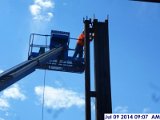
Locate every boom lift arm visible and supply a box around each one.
[0,30,85,92]
[0,46,63,91]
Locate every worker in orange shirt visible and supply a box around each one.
[73,31,85,59]
[73,30,93,59]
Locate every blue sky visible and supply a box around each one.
[0,0,160,120]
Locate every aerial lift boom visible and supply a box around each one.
[0,46,63,91]
[0,30,85,92]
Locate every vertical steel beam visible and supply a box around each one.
[93,19,112,120]
[84,19,91,120]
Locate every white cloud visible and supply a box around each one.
[114,106,128,113]
[2,84,26,100]
[0,69,3,73]
[0,98,9,110]
[29,0,54,21]
[47,12,53,18]
[35,0,54,8]
[30,4,41,16]
[35,86,85,109]
[46,13,53,21]
[0,84,26,110]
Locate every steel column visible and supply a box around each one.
[93,19,112,120]
[84,19,91,120]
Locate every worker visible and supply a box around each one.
[73,31,85,59]
[73,30,93,59]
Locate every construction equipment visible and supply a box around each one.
[0,19,112,120]
[0,30,85,91]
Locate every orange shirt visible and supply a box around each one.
[77,33,85,46]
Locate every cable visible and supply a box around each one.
[41,36,48,120]
[41,70,46,120]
